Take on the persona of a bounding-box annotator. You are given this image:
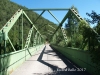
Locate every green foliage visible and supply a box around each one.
[74,34,83,48]
[65,6,81,48]
[0,0,57,54]
[58,40,66,47]
[86,11,100,75]
[78,21,91,38]
[66,38,72,47]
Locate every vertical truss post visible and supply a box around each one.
[18,17,20,49]
[4,40,6,54]
[0,43,1,54]
[32,28,34,47]
[18,11,24,50]
[52,32,57,44]
[38,34,40,45]
[36,33,38,45]
[61,28,68,45]
[3,29,7,54]
[22,11,23,49]
[39,35,41,45]
[19,16,22,49]
[41,37,43,44]
[18,12,23,49]
[33,31,38,47]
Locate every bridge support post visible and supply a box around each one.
[32,28,34,47]
[4,40,6,54]
[22,11,23,49]
[18,12,23,50]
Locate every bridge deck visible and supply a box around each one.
[10,44,91,75]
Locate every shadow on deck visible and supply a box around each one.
[33,45,91,75]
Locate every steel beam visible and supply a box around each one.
[69,8,98,35]
[50,10,70,38]
[48,10,60,23]
[23,11,43,38]
[34,10,45,23]
[22,11,23,49]
[24,8,69,11]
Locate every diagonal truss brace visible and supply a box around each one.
[48,10,68,44]
[0,9,23,42]
[69,8,100,43]
[69,8,99,35]
[23,10,45,48]
[0,9,44,53]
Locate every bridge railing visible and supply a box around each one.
[0,44,45,75]
[51,45,98,75]
[0,9,45,75]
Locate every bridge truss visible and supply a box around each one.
[0,8,99,55]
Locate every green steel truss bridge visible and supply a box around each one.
[0,8,99,75]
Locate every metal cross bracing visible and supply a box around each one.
[25,8,70,45]
[68,8,100,48]
[48,8,100,46]
[69,9,99,35]
[0,9,44,55]
[48,10,68,44]
[0,8,99,55]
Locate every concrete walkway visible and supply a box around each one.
[10,44,91,75]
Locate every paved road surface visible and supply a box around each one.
[10,44,91,75]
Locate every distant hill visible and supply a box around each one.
[0,0,58,54]
[0,0,57,37]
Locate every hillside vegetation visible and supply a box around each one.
[0,0,57,54]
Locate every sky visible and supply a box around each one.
[10,0,100,27]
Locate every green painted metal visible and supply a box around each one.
[48,10,60,23]
[0,8,99,75]
[22,11,24,49]
[33,32,38,46]
[24,26,34,49]
[48,10,68,44]
[51,45,98,75]
[69,8,100,48]
[32,28,34,47]
[69,8,98,35]
[37,33,39,45]
[33,10,45,23]
[24,8,69,11]
[8,37,16,51]
[0,45,45,75]
[19,16,22,49]
[23,11,43,38]
[50,10,70,39]
[0,9,44,55]
[38,35,40,45]
[39,36,41,45]
[39,35,41,45]
[4,40,6,54]
[0,9,23,42]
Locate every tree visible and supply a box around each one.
[0,0,57,54]
[65,6,80,47]
[86,11,100,75]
